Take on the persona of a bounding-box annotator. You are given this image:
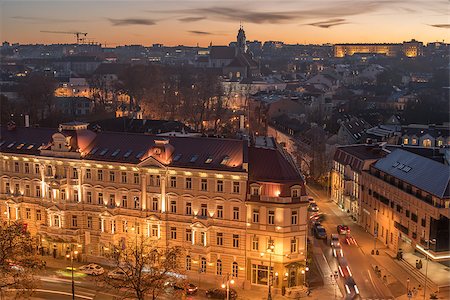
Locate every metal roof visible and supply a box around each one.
[373,149,450,198]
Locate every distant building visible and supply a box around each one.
[334,40,424,58]
[53,96,94,116]
[400,124,450,148]
[337,117,371,145]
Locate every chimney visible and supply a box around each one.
[24,115,30,128]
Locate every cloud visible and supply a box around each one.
[307,18,349,28]
[428,24,450,29]
[178,17,206,23]
[188,30,212,35]
[108,18,156,26]
[12,16,81,23]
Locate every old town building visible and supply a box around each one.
[0,122,308,290]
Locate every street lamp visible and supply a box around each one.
[330,271,338,300]
[267,239,275,300]
[66,245,79,300]
[221,273,235,300]
[301,266,309,286]
[423,239,436,300]
[372,208,379,255]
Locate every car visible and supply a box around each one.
[79,263,105,275]
[330,234,340,247]
[172,282,198,295]
[206,288,237,300]
[309,212,325,223]
[314,224,327,239]
[308,203,319,212]
[307,196,315,203]
[107,268,131,280]
[337,224,350,235]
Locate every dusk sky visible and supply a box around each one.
[1,0,449,46]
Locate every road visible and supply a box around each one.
[307,185,394,300]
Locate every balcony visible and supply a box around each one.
[248,195,305,204]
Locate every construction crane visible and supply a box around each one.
[40,30,88,44]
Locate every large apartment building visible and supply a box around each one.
[0,122,308,290]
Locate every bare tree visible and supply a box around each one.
[100,236,185,300]
[0,221,41,299]
[18,73,56,122]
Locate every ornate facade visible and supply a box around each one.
[0,122,308,290]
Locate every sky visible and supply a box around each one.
[1,0,449,46]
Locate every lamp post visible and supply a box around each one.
[66,245,79,300]
[372,208,378,255]
[301,266,309,286]
[406,277,412,299]
[423,239,436,300]
[221,273,235,300]
[267,239,275,300]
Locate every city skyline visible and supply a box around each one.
[1,0,449,46]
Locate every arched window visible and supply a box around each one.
[232,262,238,278]
[186,256,191,271]
[201,257,207,273]
[216,259,222,275]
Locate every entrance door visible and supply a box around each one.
[289,270,296,287]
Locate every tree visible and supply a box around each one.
[0,221,41,298]
[101,236,185,300]
[18,73,56,122]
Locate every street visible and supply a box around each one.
[307,185,394,300]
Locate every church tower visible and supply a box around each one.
[236,25,247,54]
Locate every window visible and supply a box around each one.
[24,163,30,174]
[232,262,238,278]
[74,189,79,202]
[150,175,161,186]
[34,164,40,174]
[170,200,177,213]
[412,138,417,145]
[122,221,128,232]
[200,258,206,273]
[291,238,297,253]
[170,227,177,239]
[185,202,192,215]
[201,179,208,191]
[122,196,127,208]
[292,189,299,198]
[54,215,60,227]
[121,172,127,183]
[97,170,103,181]
[152,198,159,211]
[72,168,78,179]
[109,194,115,207]
[86,169,91,179]
[185,229,192,242]
[72,215,78,227]
[268,211,275,225]
[253,210,259,223]
[291,210,298,225]
[233,207,239,220]
[98,193,103,205]
[201,232,206,246]
[109,171,115,182]
[5,182,10,194]
[170,176,177,188]
[36,186,41,197]
[252,237,259,250]
[217,205,223,219]
[25,208,31,219]
[87,191,92,204]
[216,232,223,245]
[86,216,93,228]
[133,173,140,184]
[233,234,239,248]
[25,185,30,196]
[134,196,140,209]
[200,204,207,217]
[217,180,223,192]
[151,225,159,237]
[14,162,19,173]
[185,178,192,189]
[233,182,240,194]
[216,260,222,275]
[36,210,41,221]
[186,256,191,271]
[403,138,408,144]
[251,186,260,196]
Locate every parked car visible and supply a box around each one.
[206,288,237,299]
[79,263,104,275]
[314,224,327,239]
[172,282,198,295]
[308,202,319,212]
[107,268,131,280]
[307,196,315,203]
[337,225,350,235]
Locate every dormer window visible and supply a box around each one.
[250,184,261,196]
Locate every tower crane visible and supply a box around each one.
[40,31,88,44]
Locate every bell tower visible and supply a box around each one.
[236,24,247,54]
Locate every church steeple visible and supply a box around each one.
[236,24,247,54]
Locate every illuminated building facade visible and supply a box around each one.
[0,122,308,289]
[334,39,424,58]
